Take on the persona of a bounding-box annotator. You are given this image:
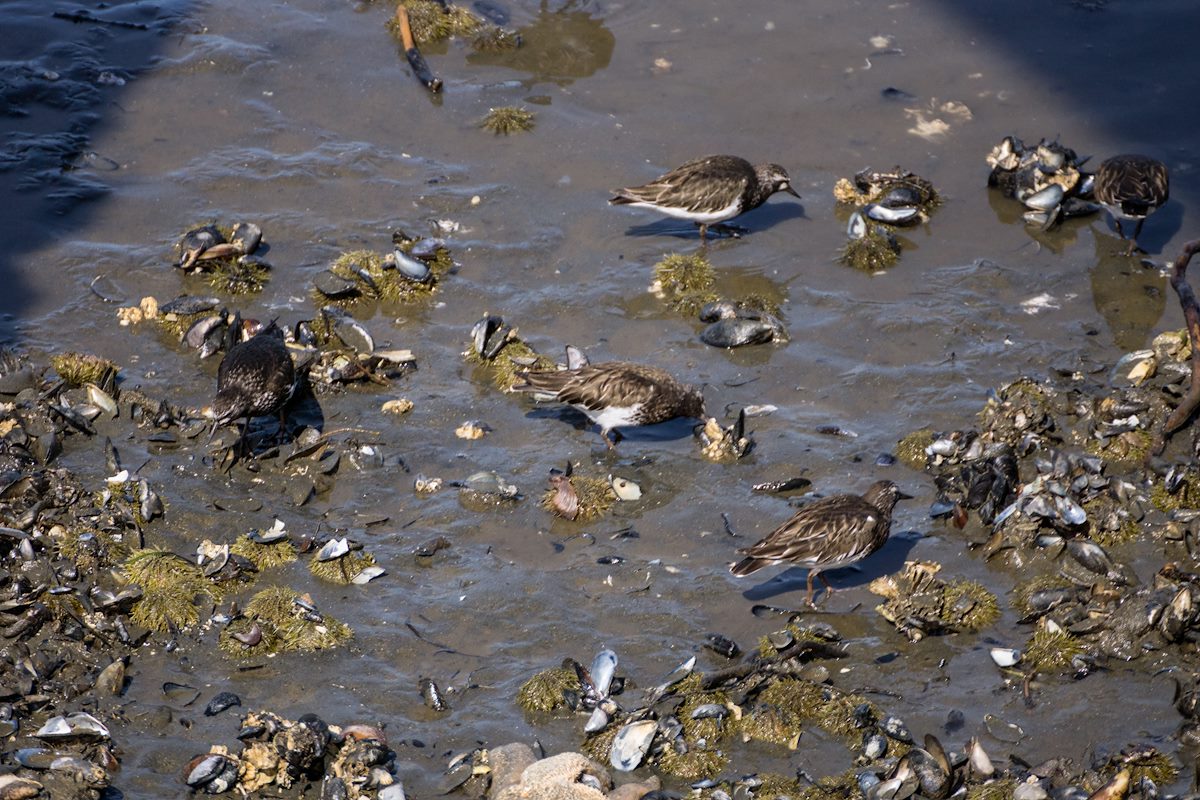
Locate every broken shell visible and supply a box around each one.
[317,537,351,561]
[609,475,641,501]
[989,647,1022,667]
[229,221,262,255]
[35,712,109,741]
[314,270,361,299]
[609,719,657,772]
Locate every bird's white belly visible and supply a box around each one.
[582,404,641,430]
[627,197,742,224]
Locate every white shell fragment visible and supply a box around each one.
[351,565,386,584]
[35,712,110,741]
[609,719,657,772]
[989,647,1022,668]
[317,537,351,562]
[609,475,642,501]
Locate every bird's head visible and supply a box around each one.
[758,163,802,199]
[864,480,913,514]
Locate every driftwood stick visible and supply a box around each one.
[395,6,443,94]
[53,10,149,30]
[1152,238,1200,455]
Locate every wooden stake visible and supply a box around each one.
[395,5,443,93]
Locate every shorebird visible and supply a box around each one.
[208,323,295,449]
[610,155,800,240]
[512,361,704,449]
[730,480,909,606]
[1094,154,1169,256]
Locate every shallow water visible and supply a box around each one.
[3,0,1200,796]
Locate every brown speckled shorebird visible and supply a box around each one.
[1094,154,1169,256]
[730,480,909,606]
[512,361,705,449]
[209,323,296,448]
[609,155,801,240]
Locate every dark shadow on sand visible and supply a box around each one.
[737,530,922,604]
[620,201,807,241]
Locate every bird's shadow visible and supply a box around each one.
[1093,199,1184,257]
[524,406,697,445]
[737,530,922,603]
[620,202,807,240]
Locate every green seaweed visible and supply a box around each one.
[230,535,298,571]
[896,428,934,470]
[50,352,117,388]
[482,106,535,135]
[122,548,219,633]
[516,665,577,714]
[1024,626,1084,673]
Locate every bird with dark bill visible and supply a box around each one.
[208,322,296,449]
[512,361,705,449]
[730,480,909,607]
[609,155,801,240]
[1093,154,1169,256]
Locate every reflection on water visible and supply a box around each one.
[1089,230,1167,349]
[467,0,614,84]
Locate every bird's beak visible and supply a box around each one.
[896,488,915,500]
[206,418,222,444]
[783,184,801,199]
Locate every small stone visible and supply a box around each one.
[382,398,414,415]
[455,421,490,440]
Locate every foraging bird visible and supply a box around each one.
[1093,154,1169,256]
[209,323,296,447]
[512,361,705,449]
[730,480,909,606]
[610,155,801,240]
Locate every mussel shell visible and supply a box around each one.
[322,307,375,354]
[1021,183,1064,212]
[847,210,868,240]
[471,314,503,356]
[204,691,242,716]
[184,315,226,348]
[317,537,351,561]
[610,719,657,772]
[700,318,777,348]
[230,222,262,255]
[565,345,590,370]
[588,648,618,699]
[393,249,433,283]
[314,270,361,299]
[408,237,447,260]
[699,300,741,323]
[161,295,222,316]
[880,186,922,208]
[864,203,920,226]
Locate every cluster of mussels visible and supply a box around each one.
[647,253,788,349]
[175,221,271,294]
[985,137,1101,230]
[892,329,1200,698]
[833,167,941,271]
[0,353,182,799]
[185,710,403,799]
[0,346,417,797]
[121,229,440,394]
[508,630,1177,800]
